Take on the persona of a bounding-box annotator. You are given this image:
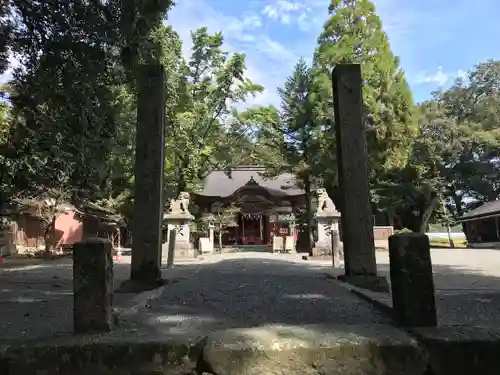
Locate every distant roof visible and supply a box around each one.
[196,166,304,197]
[460,200,500,221]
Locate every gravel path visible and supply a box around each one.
[0,260,132,342]
[0,259,204,342]
[368,249,500,327]
[123,257,391,335]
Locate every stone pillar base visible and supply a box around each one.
[337,274,389,293]
[312,243,331,256]
[161,241,196,260]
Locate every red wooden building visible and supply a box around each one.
[193,166,306,246]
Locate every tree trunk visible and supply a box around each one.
[303,174,313,256]
[218,224,223,251]
[451,192,464,218]
[44,217,56,253]
[446,225,455,248]
[418,195,440,233]
[176,157,189,198]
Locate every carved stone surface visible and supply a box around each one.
[73,238,113,333]
[162,213,196,260]
[131,64,166,284]
[314,188,340,217]
[167,191,191,215]
[389,233,437,327]
[332,64,377,277]
[313,189,342,257]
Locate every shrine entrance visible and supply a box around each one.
[238,212,267,245]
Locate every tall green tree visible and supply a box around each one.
[312,0,417,209]
[274,58,321,252]
[378,60,500,231]
[4,0,173,204]
[166,27,264,196]
[0,0,10,74]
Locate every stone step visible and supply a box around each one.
[4,324,500,374]
[0,324,428,375]
[222,245,273,253]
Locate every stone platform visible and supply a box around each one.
[4,253,500,374]
[0,324,427,375]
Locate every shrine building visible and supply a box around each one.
[193,166,307,246]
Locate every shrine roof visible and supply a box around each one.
[195,166,305,198]
[460,199,500,221]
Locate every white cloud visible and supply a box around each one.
[167,0,303,108]
[0,55,20,85]
[261,0,326,31]
[413,66,467,87]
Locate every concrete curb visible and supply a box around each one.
[113,262,212,317]
[0,324,428,375]
[324,272,394,316]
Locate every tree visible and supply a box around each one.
[267,58,321,253]
[374,100,458,232]
[438,60,500,206]
[164,27,264,197]
[2,0,174,207]
[0,0,10,74]
[212,204,239,251]
[376,61,500,232]
[0,101,15,207]
[312,0,417,209]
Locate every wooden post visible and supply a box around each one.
[331,230,340,267]
[131,64,165,284]
[496,217,500,241]
[242,214,245,242]
[332,64,377,277]
[259,214,263,242]
[166,229,176,269]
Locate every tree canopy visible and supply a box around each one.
[0,0,498,234]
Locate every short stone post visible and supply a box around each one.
[209,224,215,247]
[73,238,113,333]
[166,229,176,269]
[388,233,437,327]
[312,189,342,259]
[331,231,342,267]
[332,64,377,277]
[131,64,166,284]
[162,192,195,260]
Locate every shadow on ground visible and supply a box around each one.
[0,260,214,342]
[373,261,500,327]
[118,258,392,337]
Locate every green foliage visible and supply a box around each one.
[0,101,15,204]
[377,61,500,231]
[312,0,417,188]
[164,26,264,196]
[393,228,413,234]
[0,0,10,74]
[1,0,499,240]
[1,0,172,203]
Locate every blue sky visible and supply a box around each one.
[165,0,500,106]
[2,0,500,107]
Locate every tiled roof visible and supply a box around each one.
[460,200,500,220]
[195,166,304,197]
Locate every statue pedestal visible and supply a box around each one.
[162,212,195,260]
[313,210,343,259]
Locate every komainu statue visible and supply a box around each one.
[315,188,337,214]
[167,192,191,214]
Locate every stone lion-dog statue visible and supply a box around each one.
[167,192,191,214]
[315,188,336,214]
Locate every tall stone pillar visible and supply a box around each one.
[332,65,383,288]
[130,64,166,284]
